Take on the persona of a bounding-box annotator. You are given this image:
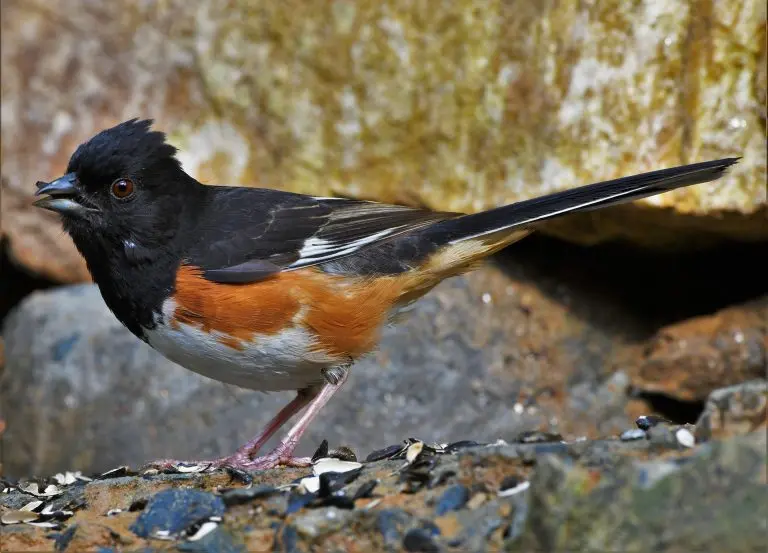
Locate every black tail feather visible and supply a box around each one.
[426,157,740,244]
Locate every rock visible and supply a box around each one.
[626,297,768,402]
[695,380,768,442]
[293,507,353,539]
[434,485,470,516]
[1,251,645,477]
[1,432,763,552]
[509,432,768,552]
[2,1,765,283]
[129,488,225,539]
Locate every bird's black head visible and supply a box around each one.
[34,119,208,337]
[34,118,203,263]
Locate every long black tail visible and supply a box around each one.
[426,157,739,245]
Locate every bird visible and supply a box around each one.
[33,118,739,472]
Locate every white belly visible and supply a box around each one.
[144,304,336,392]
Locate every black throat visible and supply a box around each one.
[69,229,183,341]
[65,188,208,341]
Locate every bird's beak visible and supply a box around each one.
[34,173,96,215]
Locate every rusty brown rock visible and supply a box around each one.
[2,0,766,282]
[625,296,768,402]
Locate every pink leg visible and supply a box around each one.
[229,388,317,459]
[221,368,350,470]
[142,369,350,472]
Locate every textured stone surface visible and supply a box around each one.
[511,431,768,552]
[2,0,766,282]
[625,296,768,401]
[695,380,768,442]
[1,255,642,478]
[1,432,764,552]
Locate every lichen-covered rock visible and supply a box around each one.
[2,0,765,282]
[510,431,768,552]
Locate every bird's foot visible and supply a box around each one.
[141,444,311,474]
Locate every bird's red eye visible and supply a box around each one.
[111,178,135,199]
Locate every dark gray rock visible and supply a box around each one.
[1,256,638,477]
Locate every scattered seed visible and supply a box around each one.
[224,466,253,486]
[515,430,563,444]
[19,500,44,512]
[498,478,530,497]
[97,466,135,480]
[299,476,321,494]
[621,429,647,441]
[328,446,357,462]
[151,529,175,541]
[406,441,425,464]
[52,472,77,486]
[40,504,73,518]
[221,485,281,507]
[444,440,483,454]
[18,482,62,498]
[26,520,61,529]
[187,520,219,542]
[635,415,671,431]
[675,428,696,448]
[106,508,123,517]
[1,510,39,524]
[311,440,329,463]
[365,444,404,463]
[174,462,210,473]
[352,480,378,500]
[313,457,363,476]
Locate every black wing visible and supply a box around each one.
[185,187,456,283]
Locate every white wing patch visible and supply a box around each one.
[291,226,404,267]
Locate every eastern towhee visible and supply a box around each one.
[33,119,738,471]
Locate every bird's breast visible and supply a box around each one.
[142,265,417,391]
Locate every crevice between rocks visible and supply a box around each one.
[0,238,59,329]
[630,389,707,425]
[493,233,768,340]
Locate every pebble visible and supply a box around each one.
[403,528,440,552]
[129,489,225,539]
[377,508,411,548]
[293,507,352,539]
[434,485,470,516]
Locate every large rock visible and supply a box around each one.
[2,0,765,282]
[1,253,644,478]
[1,427,764,552]
[511,431,768,552]
[624,296,768,402]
